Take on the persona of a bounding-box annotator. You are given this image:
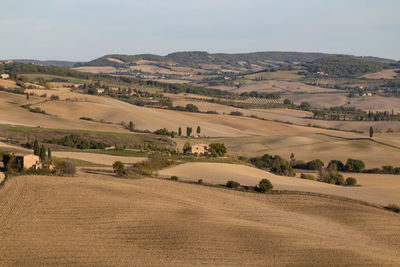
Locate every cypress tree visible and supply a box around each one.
[33,139,39,156]
[47,147,52,161]
[196,126,201,135]
[39,145,46,161]
[178,127,182,136]
[369,126,374,138]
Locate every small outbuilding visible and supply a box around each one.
[14,153,41,169]
[191,144,210,154]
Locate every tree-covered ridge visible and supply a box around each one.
[303,55,395,78]
[1,62,93,80]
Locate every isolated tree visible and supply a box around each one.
[369,126,374,138]
[257,178,273,193]
[186,127,192,137]
[47,147,52,161]
[112,161,125,176]
[39,145,46,161]
[129,121,135,132]
[178,127,182,136]
[33,139,39,156]
[289,152,296,166]
[196,126,201,135]
[26,93,29,101]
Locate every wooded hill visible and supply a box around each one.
[79,51,396,69]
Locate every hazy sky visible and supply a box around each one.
[1,0,399,61]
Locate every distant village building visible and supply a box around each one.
[1,74,10,79]
[367,92,372,97]
[96,88,105,94]
[191,144,210,154]
[14,153,41,169]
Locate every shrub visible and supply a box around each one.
[226,180,240,189]
[113,161,125,176]
[300,173,315,180]
[170,176,178,181]
[344,158,365,172]
[229,111,243,116]
[257,178,273,193]
[385,204,400,213]
[307,159,324,170]
[209,143,227,157]
[328,160,345,171]
[55,161,76,176]
[198,179,203,184]
[345,177,357,186]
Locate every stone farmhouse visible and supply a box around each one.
[14,153,41,169]
[191,144,210,154]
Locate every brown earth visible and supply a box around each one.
[0,173,399,266]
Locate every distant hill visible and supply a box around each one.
[302,55,398,78]
[80,51,395,69]
[10,59,81,68]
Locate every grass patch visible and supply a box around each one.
[81,149,147,157]
[53,157,106,167]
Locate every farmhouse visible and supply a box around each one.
[96,88,105,94]
[191,144,210,154]
[14,153,41,169]
[1,74,10,79]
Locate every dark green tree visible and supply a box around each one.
[209,143,227,157]
[129,121,135,132]
[33,139,39,156]
[47,147,52,161]
[257,178,273,193]
[178,127,182,136]
[369,126,374,138]
[112,161,125,176]
[186,127,192,137]
[182,142,192,154]
[39,145,46,161]
[196,126,201,135]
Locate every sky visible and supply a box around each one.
[1,0,399,61]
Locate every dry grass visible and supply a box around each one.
[363,69,400,79]
[52,151,145,166]
[159,162,400,206]
[0,173,399,266]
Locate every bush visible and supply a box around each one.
[307,159,324,170]
[385,204,400,213]
[55,161,76,176]
[170,176,178,181]
[198,179,203,184]
[300,173,315,180]
[257,178,273,193]
[226,180,240,189]
[113,161,125,176]
[209,143,227,157]
[328,160,345,171]
[229,111,243,116]
[345,177,357,186]
[344,158,365,172]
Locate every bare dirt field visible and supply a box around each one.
[0,79,18,88]
[284,92,349,107]
[73,66,117,73]
[0,174,399,266]
[345,96,400,113]
[52,152,145,166]
[159,162,400,206]
[212,80,341,94]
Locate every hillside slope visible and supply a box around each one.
[0,174,399,266]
